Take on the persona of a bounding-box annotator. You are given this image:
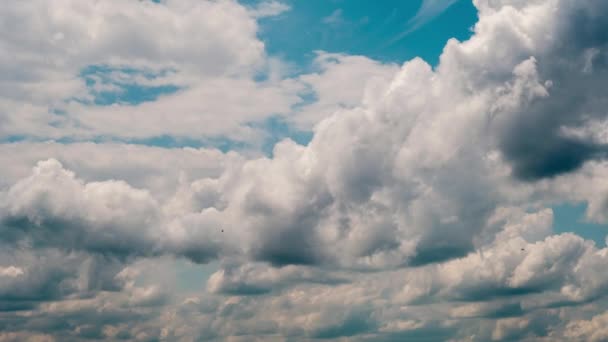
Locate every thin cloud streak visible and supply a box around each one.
[384,0,460,47]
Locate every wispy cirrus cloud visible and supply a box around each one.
[385,0,460,46]
[249,0,290,18]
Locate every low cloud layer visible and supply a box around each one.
[2,0,608,340]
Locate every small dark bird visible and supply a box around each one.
[221,229,224,233]
[521,248,525,251]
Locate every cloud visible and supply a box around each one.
[0,159,164,259]
[249,1,290,18]
[206,262,349,295]
[0,141,242,198]
[0,0,301,144]
[3,0,608,272]
[322,9,345,25]
[564,311,608,342]
[293,52,400,129]
[385,0,460,46]
[0,332,56,342]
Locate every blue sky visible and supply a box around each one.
[553,202,608,246]
[252,0,478,66]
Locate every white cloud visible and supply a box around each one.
[249,1,290,18]
[0,266,23,278]
[0,0,300,143]
[293,52,400,129]
[3,0,608,274]
[1,159,163,258]
[0,332,55,342]
[322,9,345,25]
[56,76,304,141]
[0,141,243,198]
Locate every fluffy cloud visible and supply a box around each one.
[0,141,241,197]
[0,0,303,143]
[1,159,163,258]
[206,262,349,295]
[293,52,400,129]
[564,311,608,342]
[473,0,608,180]
[0,0,265,88]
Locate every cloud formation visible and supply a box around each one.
[2,0,608,340]
[0,0,301,144]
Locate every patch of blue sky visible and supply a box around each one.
[174,261,219,293]
[243,0,478,68]
[127,135,250,153]
[1,135,27,143]
[132,260,219,294]
[79,64,180,106]
[90,83,180,106]
[74,135,250,154]
[552,203,608,247]
[291,86,319,110]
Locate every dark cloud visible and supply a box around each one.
[409,244,470,267]
[497,0,608,181]
[207,262,350,296]
[252,227,323,267]
[311,307,377,339]
[365,323,459,342]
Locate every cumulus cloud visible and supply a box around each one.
[0,0,301,143]
[1,159,163,258]
[564,311,608,342]
[0,141,242,198]
[206,262,350,295]
[293,52,400,129]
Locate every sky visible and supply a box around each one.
[2,0,608,341]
